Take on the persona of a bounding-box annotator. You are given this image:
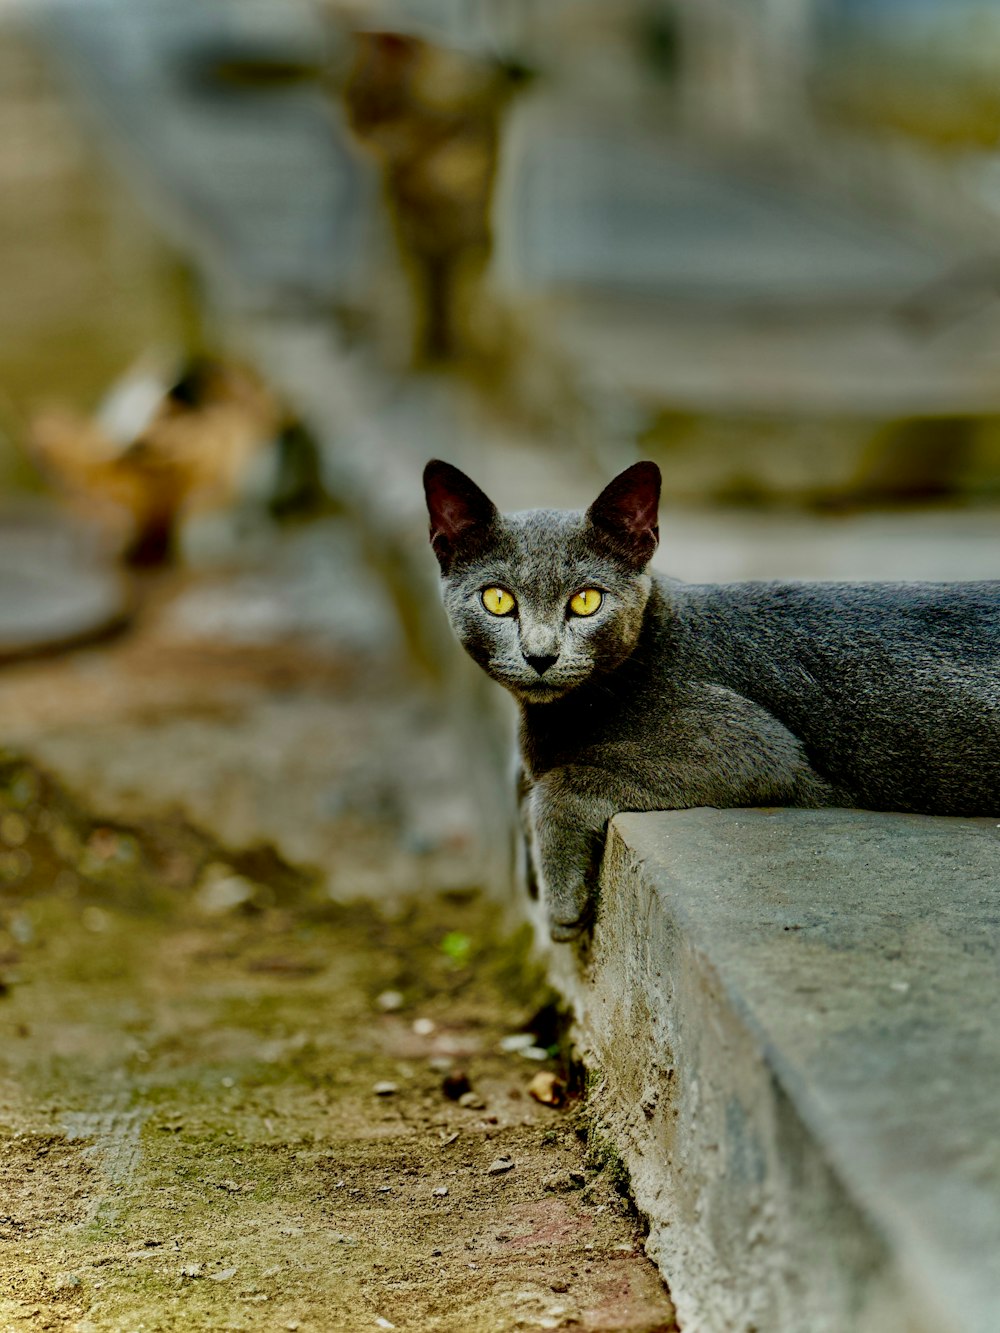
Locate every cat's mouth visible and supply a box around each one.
[513,680,569,704]
[494,667,584,702]
[488,663,585,703]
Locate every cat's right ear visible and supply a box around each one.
[586,461,661,569]
[423,460,500,572]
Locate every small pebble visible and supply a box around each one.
[522,1046,550,1061]
[195,865,257,915]
[499,1033,535,1053]
[458,1091,485,1110]
[441,1071,471,1101]
[82,907,110,935]
[432,1187,448,1197]
[8,913,32,945]
[487,1156,514,1175]
[412,1017,435,1036]
[528,1072,566,1107]
[543,1171,585,1193]
[376,990,404,1012]
[373,1081,398,1097]
[209,1267,237,1282]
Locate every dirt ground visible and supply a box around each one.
[0,518,677,1333]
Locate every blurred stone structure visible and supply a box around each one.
[342,31,518,362]
[0,22,187,486]
[38,0,381,319]
[334,0,1000,503]
[27,0,1000,505]
[488,0,1000,502]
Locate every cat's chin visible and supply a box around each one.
[511,682,572,705]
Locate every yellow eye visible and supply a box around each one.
[482,587,516,616]
[569,589,603,617]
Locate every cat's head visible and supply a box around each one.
[423,460,660,704]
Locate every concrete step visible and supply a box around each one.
[0,504,128,660]
[492,99,1000,418]
[494,104,948,309]
[548,807,1000,1333]
[35,0,379,313]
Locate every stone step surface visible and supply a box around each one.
[0,505,128,659]
[492,98,1000,418]
[35,0,378,313]
[549,807,1000,1333]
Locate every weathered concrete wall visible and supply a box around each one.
[544,808,1000,1333]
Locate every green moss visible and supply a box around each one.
[584,1128,633,1202]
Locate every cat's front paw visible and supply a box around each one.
[539,867,594,943]
[548,913,590,943]
[529,849,593,942]
[527,771,604,943]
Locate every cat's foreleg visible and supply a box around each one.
[515,763,540,902]
[527,765,643,942]
[526,697,838,941]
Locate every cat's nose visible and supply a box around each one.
[525,653,559,676]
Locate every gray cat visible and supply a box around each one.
[424,459,1000,942]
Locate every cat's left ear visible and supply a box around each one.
[586,462,661,569]
[423,459,500,571]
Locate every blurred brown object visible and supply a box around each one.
[343,32,520,362]
[527,1070,566,1108]
[29,356,281,565]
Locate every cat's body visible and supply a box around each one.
[424,460,1000,941]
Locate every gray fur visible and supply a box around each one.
[424,461,1000,942]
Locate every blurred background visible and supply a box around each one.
[0,0,998,822]
[1,0,999,595]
